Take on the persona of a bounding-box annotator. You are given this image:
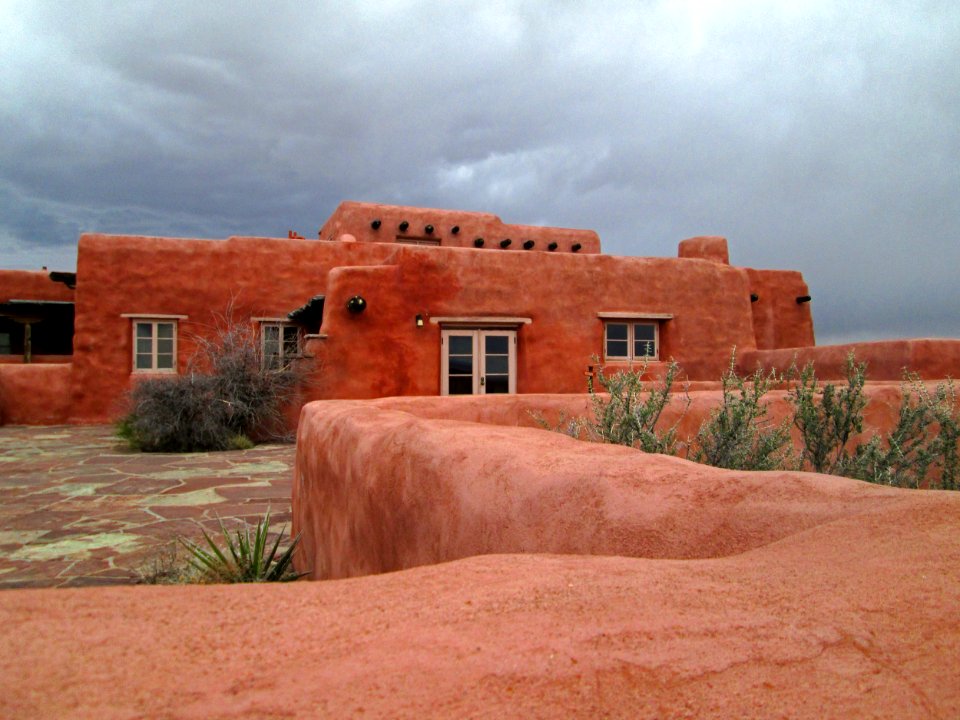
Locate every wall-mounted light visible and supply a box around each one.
[451,226,460,235]
[571,243,582,252]
[750,293,759,303]
[415,314,424,328]
[523,240,535,250]
[399,220,409,232]
[370,219,381,230]
[500,238,512,248]
[796,295,812,304]
[474,238,485,248]
[425,224,434,234]
[346,295,367,313]
[547,242,558,251]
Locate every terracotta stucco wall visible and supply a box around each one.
[0,270,74,304]
[0,363,72,424]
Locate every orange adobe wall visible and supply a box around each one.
[0,270,74,305]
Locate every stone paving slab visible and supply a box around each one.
[0,425,295,588]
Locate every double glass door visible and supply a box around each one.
[441,329,516,395]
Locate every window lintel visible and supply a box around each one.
[597,312,672,320]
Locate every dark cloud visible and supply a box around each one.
[1,0,958,342]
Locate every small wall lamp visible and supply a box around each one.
[500,238,512,248]
[547,242,558,251]
[371,219,381,230]
[571,243,582,252]
[451,226,460,235]
[523,240,535,250]
[415,314,424,328]
[399,220,409,232]
[750,293,759,303]
[346,295,367,313]
[796,295,812,304]
[474,238,485,247]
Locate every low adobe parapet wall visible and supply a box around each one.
[292,391,922,581]
[740,338,960,380]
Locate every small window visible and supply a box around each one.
[604,322,659,361]
[261,322,300,369]
[133,320,177,372]
[0,332,10,355]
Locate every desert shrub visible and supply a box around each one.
[586,359,688,454]
[119,316,304,452]
[528,409,586,438]
[180,509,305,583]
[788,353,868,475]
[847,375,959,490]
[690,354,792,471]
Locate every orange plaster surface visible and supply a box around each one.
[0,270,74,304]
[0,363,72,424]
[2,394,957,718]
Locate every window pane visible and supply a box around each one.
[157,338,173,354]
[634,324,656,341]
[485,355,508,374]
[606,323,628,340]
[137,338,153,354]
[449,335,472,355]
[282,326,299,356]
[634,340,655,357]
[157,323,174,339]
[606,339,628,358]
[135,353,153,370]
[156,353,174,370]
[448,356,473,375]
[485,375,509,394]
[136,323,152,339]
[448,376,473,395]
[485,335,508,354]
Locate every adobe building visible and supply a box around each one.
[1,200,957,425]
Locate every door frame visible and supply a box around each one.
[440,327,517,395]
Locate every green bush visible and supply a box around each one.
[586,359,688,454]
[690,354,792,471]
[119,318,304,452]
[787,353,868,475]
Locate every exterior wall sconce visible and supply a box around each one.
[571,243,582,252]
[399,221,409,232]
[500,238,512,248]
[796,295,812,304]
[371,219,381,230]
[451,226,460,234]
[346,295,367,313]
[415,314,424,328]
[523,240,535,250]
[750,293,759,302]
[548,242,558,251]
[424,224,434,234]
[474,238,485,247]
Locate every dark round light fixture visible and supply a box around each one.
[346,295,367,313]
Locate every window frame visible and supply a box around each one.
[259,320,302,370]
[131,319,178,373]
[440,327,518,396]
[603,321,661,362]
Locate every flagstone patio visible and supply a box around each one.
[0,425,295,588]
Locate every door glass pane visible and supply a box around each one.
[485,355,508,374]
[449,335,472,355]
[448,356,473,375]
[448,376,473,395]
[485,335,508,354]
[485,375,509,394]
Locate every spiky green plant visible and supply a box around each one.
[180,510,306,583]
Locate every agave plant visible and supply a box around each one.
[180,509,306,583]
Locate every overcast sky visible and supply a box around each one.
[1,1,957,344]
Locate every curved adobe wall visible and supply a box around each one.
[293,394,914,580]
[0,363,72,425]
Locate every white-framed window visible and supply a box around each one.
[132,320,177,372]
[604,321,659,361]
[261,322,300,369]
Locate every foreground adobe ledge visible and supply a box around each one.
[292,393,937,580]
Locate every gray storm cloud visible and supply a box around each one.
[1,0,958,343]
